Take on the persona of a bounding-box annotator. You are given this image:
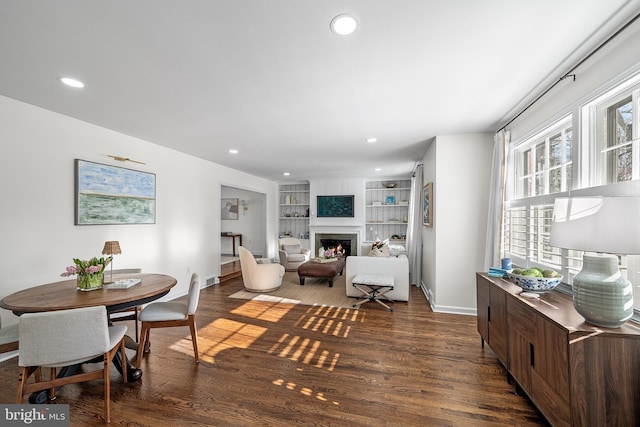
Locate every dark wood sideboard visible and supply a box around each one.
[476,272,640,427]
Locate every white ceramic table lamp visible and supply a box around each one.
[550,196,640,327]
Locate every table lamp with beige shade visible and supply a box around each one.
[102,241,121,284]
[550,196,640,328]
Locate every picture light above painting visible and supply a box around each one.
[75,159,156,225]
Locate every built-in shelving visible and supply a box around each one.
[365,180,411,242]
[278,182,310,241]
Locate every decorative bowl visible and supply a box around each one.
[507,272,563,293]
[382,182,397,188]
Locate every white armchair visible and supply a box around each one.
[239,246,285,292]
[278,238,311,271]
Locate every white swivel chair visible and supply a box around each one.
[16,306,127,423]
[239,246,285,292]
[278,238,311,271]
[0,316,19,354]
[136,273,201,367]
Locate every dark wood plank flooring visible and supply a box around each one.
[219,260,242,283]
[0,272,547,426]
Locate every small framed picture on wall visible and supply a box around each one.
[221,198,239,220]
[423,182,433,227]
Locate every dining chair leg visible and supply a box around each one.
[103,351,111,423]
[49,368,56,400]
[119,338,127,384]
[134,307,140,342]
[188,315,199,363]
[136,325,150,367]
[16,367,27,403]
[143,328,151,353]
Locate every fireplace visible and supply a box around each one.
[314,233,358,257]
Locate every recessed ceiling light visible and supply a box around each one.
[366,138,377,143]
[229,149,239,154]
[374,168,382,172]
[283,172,290,176]
[330,14,359,35]
[57,76,85,88]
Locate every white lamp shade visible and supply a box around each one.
[550,196,640,254]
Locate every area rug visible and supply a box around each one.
[228,271,356,308]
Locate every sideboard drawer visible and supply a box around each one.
[507,298,536,342]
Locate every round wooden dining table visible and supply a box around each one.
[0,273,177,390]
[0,273,177,316]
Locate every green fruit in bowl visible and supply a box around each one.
[542,269,559,278]
[512,269,523,275]
[522,269,543,278]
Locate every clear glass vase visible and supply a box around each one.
[77,272,103,291]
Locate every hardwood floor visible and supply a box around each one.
[219,260,242,283]
[0,275,547,426]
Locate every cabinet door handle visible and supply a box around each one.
[530,343,535,367]
[488,306,491,322]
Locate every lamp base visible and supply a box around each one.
[572,254,633,328]
[103,264,115,284]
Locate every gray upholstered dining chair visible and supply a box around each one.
[16,306,128,423]
[0,316,19,354]
[108,268,143,341]
[136,273,200,367]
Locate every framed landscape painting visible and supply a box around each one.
[75,159,156,225]
[423,182,433,227]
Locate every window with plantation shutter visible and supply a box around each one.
[504,204,562,272]
[505,71,640,311]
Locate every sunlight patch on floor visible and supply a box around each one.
[292,305,359,338]
[231,298,295,322]
[272,377,340,406]
[196,318,267,363]
[267,333,340,372]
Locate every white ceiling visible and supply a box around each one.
[1,1,639,181]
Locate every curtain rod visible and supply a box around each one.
[497,11,640,134]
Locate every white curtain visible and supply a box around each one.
[484,130,510,270]
[406,163,423,286]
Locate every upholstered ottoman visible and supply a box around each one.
[297,257,346,287]
[351,273,395,311]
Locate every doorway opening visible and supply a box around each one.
[220,185,267,282]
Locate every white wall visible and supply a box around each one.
[0,95,277,328]
[421,133,494,314]
[507,17,640,143]
[309,178,366,228]
[221,186,267,256]
[422,141,437,302]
